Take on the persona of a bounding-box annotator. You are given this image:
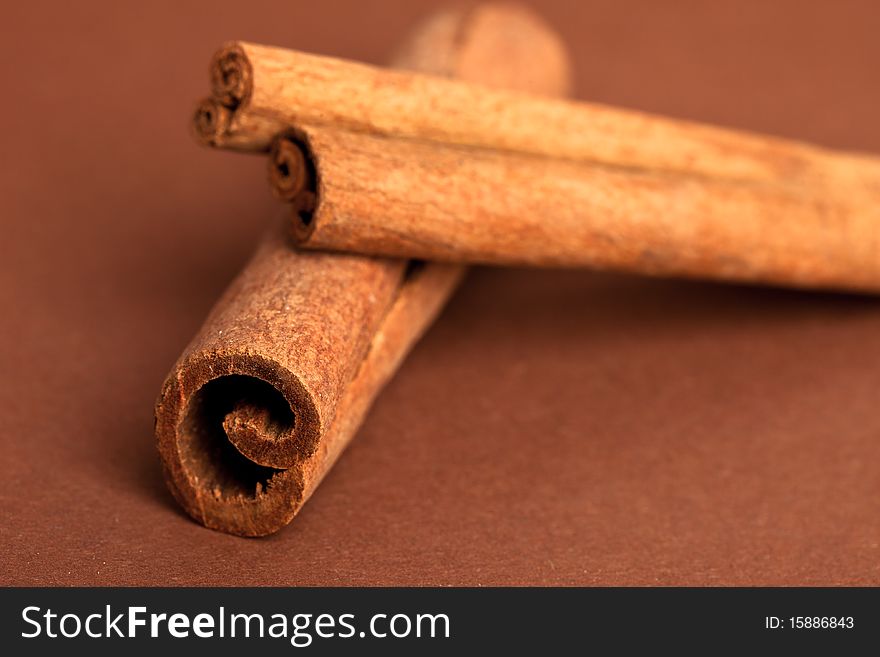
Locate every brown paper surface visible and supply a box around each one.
[2,0,879,585]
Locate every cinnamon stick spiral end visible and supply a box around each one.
[155,354,320,536]
[269,135,318,239]
[210,42,253,107]
[192,98,232,146]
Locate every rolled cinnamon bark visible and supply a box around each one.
[155,233,462,535]
[193,98,284,152]
[198,38,880,193]
[159,3,573,536]
[194,3,571,153]
[274,127,880,292]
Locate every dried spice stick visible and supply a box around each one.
[155,232,459,535]
[158,3,573,536]
[193,3,570,152]
[198,38,880,194]
[273,127,880,292]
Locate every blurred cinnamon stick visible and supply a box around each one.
[272,127,880,292]
[158,3,572,536]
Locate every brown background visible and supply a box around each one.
[2,0,880,585]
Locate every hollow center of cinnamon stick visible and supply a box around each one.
[192,99,231,145]
[269,136,318,232]
[179,375,294,499]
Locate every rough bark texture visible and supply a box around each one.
[282,126,880,292]
[158,2,573,536]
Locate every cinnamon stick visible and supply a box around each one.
[273,127,880,292]
[159,3,573,536]
[193,3,571,153]
[196,38,880,194]
[155,232,461,535]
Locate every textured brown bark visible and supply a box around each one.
[158,3,572,536]
[276,127,880,292]
[202,38,880,194]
